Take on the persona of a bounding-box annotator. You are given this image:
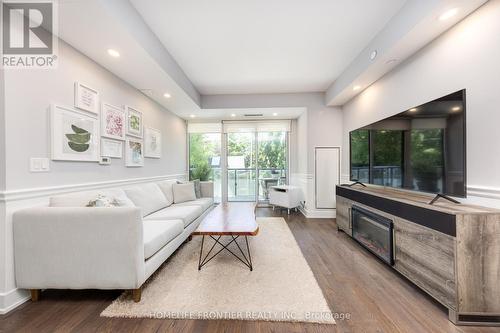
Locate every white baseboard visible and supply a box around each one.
[0,288,29,314]
[299,206,336,218]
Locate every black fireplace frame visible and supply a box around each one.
[351,205,394,266]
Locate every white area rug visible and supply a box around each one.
[101,217,335,324]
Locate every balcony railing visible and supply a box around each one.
[351,166,402,188]
[189,167,287,202]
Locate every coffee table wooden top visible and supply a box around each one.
[192,202,259,236]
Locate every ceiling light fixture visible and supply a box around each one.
[163,93,171,98]
[189,114,196,118]
[409,108,418,112]
[230,113,236,117]
[439,8,459,21]
[272,113,278,116]
[353,85,361,91]
[107,49,120,57]
[451,106,461,111]
[370,50,378,61]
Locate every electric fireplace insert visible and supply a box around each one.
[351,205,394,265]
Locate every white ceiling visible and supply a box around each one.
[131,0,406,95]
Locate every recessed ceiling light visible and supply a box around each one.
[370,50,378,61]
[439,8,459,21]
[190,114,196,118]
[353,85,361,91]
[451,106,461,111]
[230,113,236,117]
[107,49,120,57]
[163,93,171,98]
[272,113,278,116]
[409,108,418,112]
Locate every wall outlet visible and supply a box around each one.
[30,158,50,172]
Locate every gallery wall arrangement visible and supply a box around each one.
[49,81,162,167]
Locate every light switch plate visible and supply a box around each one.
[30,158,50,172]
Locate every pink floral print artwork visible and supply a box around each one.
[106,109,123,137]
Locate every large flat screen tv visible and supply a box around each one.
[349,90,466,197]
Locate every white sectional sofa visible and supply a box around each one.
[13,180,214,302]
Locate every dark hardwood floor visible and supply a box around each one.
[1,208,498,333]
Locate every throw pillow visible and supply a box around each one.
[157,179,177,206]
[173,183,196,203]
[86,194,120,207]
[177,179,202,198]
[192,179,202,198]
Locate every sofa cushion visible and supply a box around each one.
[174,197,214,211]
[173,183,196,203]
[143,220,184,260]
[125,183,168,217]
[49,189,134,207]
[156,180,177,206]
[144,205,203,227]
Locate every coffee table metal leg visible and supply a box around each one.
[245,236,253,271]
[198,235,205,270]
[197,235,254,271]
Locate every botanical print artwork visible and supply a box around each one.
[101,104,125,140]
[126,106,143,138]
[126,139,144,167]
[51,105,99,162]
[66,124,91,153]
[144,127,161,158]
[130,114,140,131]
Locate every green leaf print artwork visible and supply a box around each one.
[66,125,90,152]
[130,115,140,131]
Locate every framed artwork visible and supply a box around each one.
[101,103,126,140]
[125,138,144,167]
[50,104,100,162]
[101,138,123,158]
[74,82,99,115]
[144,127,161,158]
[126,106,143,138]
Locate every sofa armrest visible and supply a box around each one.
[200,181,214,198]
[13,207,145,289]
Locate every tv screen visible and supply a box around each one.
[349,90,466,197]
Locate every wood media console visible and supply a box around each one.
[336,184,500,326]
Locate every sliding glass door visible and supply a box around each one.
[226,130,287,203]
[227,132,256,202]
[257,131,287,202]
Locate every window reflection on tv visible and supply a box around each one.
[349,90,466,197]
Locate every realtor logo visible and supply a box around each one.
[1,0,58,68]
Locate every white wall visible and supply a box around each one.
[3,40,187,190]
[342,0,500,207]
[0,68,6,309]
[0,40,188,313]
[0,68,5,191]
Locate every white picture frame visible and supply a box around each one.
[126,106,143,138]
[125,138,144,167]
[74,82,99,115]
[144,127,162,158]
[101,103,126,140]
[50,104,100,162]
[101,138,123,158]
